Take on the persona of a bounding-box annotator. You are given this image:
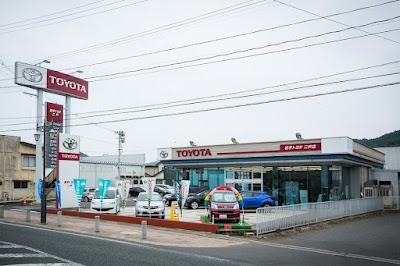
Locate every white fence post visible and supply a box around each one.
[256,197,385,236]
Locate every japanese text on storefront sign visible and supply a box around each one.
[280,143,321,152]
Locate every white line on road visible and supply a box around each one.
[0,240,83,265]
[0,222,248,266]
[239,238,400,265]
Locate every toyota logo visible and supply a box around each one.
[63,138,78,150]
[22,68,43,83]
[160,151,168,158]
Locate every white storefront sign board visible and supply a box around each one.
[57,133,81,209]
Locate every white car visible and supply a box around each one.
[135,192,165,219]
[81,188,95,202]
[90,187,121,214]
[156,184,175,194]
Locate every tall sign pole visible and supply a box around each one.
[14,61,89,206]
[65,96,71,134]
[35,89,44,203]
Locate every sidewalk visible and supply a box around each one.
[0,207,249,247]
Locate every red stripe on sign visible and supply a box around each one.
[58,152,80,161]
[217,149,279,155]
[217,142,321,156]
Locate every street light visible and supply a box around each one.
[295,133,303,140]
[34,122,55,224]
[35,60,51,66]
[68,70,83,76]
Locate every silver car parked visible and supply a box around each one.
[135,192,165,219]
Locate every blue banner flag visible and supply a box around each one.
[98,179,112,203]
[55,180,61,209]
[38,179,43,200]
[73,179,87,205]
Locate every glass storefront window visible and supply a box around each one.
[173,164,343,206]
[330,165,342,201]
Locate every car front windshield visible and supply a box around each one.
[137,193,162,201]
[94,189,116,199]
[211,192,237,202]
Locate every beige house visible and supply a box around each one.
[0,135,36,201]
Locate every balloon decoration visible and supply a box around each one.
[204,185,243,208]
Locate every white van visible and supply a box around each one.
[90,187,121,214]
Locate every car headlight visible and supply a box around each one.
[211,203,217,209]
[233,203,239,209]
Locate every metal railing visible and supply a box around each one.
[256,197,384,236]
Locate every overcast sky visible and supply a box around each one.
[0,0,399,162]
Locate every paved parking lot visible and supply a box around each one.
[86,206,258,227]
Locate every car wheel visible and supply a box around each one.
[83,197,89,202]
[190,201,199,209]
[262,203,272,207]
[161,215,165,219]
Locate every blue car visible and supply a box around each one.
[241,191,276,208]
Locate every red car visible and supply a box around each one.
[207,190,240,223]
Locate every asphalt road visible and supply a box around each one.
[1,202,399,265]
[0,222,248,266]
[169,212,400,266]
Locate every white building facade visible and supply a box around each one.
[158,137,385,206]
[80,154,145,188]
[372,147,400,197]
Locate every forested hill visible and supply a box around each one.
[355,130,400,148]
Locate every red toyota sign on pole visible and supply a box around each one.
[45,102,64,169]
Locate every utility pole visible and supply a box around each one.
[115,131,125,179]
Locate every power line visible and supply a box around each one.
[36,0,274,61]
[0,0,398,81]
[1,81,398,132]
[87,26,400,82]
[274,0,400,46]
[0,0,150,35]
[0,0,106,28]
[58,0,400,71]
[0,0,270,73]
[2,71,399,127]
[59,81,400,127]
[3,13,393,86]
[1,59,399,121]
[1,26,399,94]
[67,59,400,115]
[51,71,400,122]
[1,1,398,77]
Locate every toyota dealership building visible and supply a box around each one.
[157,137,385,206]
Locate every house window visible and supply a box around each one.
[14,181,28,189]
[22,156,35,168]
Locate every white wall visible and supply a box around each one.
[375,147,400,170]
[80,162,144,188]
[372,169,399,197]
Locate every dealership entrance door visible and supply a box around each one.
[225,167,263,191]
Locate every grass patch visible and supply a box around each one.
[201,215,252,229]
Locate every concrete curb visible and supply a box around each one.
[47,209,219,233]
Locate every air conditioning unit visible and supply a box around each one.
[3,192,10,200]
